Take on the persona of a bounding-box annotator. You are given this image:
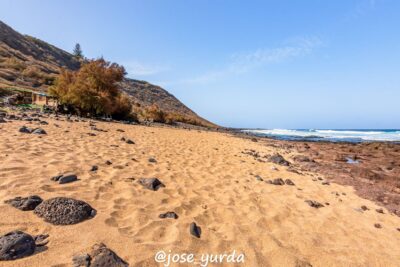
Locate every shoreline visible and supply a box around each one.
[235,129,400,144]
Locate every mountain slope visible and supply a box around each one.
[0,20,80,89]
[121,79,204,120]
[0,20,215,127]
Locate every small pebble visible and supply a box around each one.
[190,222,201,238]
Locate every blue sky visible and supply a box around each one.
[1,0,399,128]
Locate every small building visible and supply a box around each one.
[32,92,56,107]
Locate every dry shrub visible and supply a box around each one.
[141,104,167,123]
[136,104,212,127]
[1,58,26,71]
[49,58,132,119]
[22,65,42,78]
[112,94,136,120]
[165,113,205,126]
[20,65,55,86]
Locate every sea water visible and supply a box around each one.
[242,129,400,142]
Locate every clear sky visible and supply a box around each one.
[1,0,399,129]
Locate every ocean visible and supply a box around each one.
[242,129,400,143]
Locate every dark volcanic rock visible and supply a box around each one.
[19,126,33,133]
[125,139,135,144]
[285,179,295,186]
[59,174,78,184]
[5,195,43,211]
[73,243,128,267]
[255,175,263,181]
[190,222,201,238]
[361,205,369,211]
[32,128,47,135]
[6,114,16,120]
[90,165,98,172]
[148,158,157,163]
[267,178,285,185]
[73,253,91,267]
[159,211,179,219]
[0,117,6,123]
[268,154,290,166]
[34,197,96,225]
[139,178,165,191]
[51,174,63,181]
[90,243,129,267]
[376,208,384,214]
[305,200,324,208]
[105,160,113,165]
[51,173,78,184]
[374,223,382,229]
[0,231,36,261]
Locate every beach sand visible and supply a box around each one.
[1,115,400,266]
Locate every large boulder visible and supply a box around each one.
[0,231,36,261]
[5,195,43,211]
[34,197,96,225]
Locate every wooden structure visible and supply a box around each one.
[32,91,56,106]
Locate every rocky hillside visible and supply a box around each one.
[0,21,81,89]
[0,20,215,127]
[120,79,205,121]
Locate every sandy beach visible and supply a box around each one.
[0,113,400,267]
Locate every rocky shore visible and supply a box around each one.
[239,134,400,217]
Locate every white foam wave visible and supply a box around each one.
[243,129,400,142]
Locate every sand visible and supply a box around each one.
[0,116,400,267]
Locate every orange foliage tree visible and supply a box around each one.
[49,58,132,119]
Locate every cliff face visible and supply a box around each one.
[0,20,214,127]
